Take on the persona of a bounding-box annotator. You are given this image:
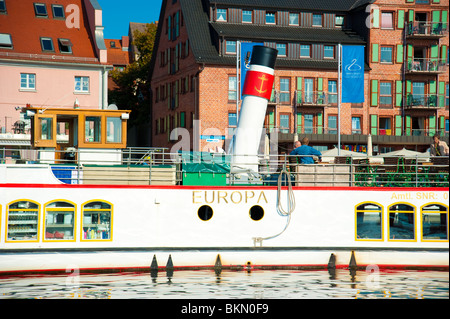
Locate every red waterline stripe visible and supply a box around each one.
[0,264,447,277]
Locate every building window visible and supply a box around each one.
[75,76,89,93]
[34,3,48,17]
[304,114,314,134]
[289,13,299,25]
[228,113,237,136]
[380,82,392,106]
[381,12,394,29]
[226,40,236,54]
[39,117,53,140]
[58,38,73,54]
[421,204,448,241]
[0,0,6,13]
[300,45,311,58]
[85,116,101,142]
[335,16,344,27]
[379,117,392,135]
[0,33,12,49]
[324,46,334,59]
[352,117,361,134]
[328,115,337,134]
[82,201,112,241]
[356,203,383,241]
[51,4,65,18]
[20,73,36,90]
[277,43,287,57]
[389,203,416,241]
[228,76,237,101]
[40,37,54,52]
[380,46,393,63]
[242,10,252,23]
[446,83,449,107]
[279,78,290,103]
[44,201,75,241]
[216,8,227,22]
[312,14,322,26]
[266,12,276,24]
[280,114,290,133]
[328,80,337,104]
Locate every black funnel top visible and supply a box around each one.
[250,46,278,69]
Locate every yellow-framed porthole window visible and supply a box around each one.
[421,203,448,242]
[6,200,40,242]
[81,200,113,241]
[388,203,416,241]
[355,202,384,241]
[44,200,76,242]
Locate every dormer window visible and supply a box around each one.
[0,33,13,49]
[110,41,116,48]
[216,8,227,22]
[0,0,7,14]
[242,10,252,23]
[266,12,276,24]
[40,37,54,52]
[313,14,322,26]
[58,38,73,54]
[289,13,299,26]
[52,4,65,19]
[34,3,48,17]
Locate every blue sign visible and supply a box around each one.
[240,42,263,99]
[342,45,365,103]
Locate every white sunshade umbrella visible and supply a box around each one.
[376,148,430,158]
[321,147,368,163]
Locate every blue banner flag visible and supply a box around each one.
[240,42,263,98]
[342,45,365,103]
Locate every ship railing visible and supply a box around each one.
[1,148,448,188]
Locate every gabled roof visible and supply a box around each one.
[0,0,103,65]
[105,39,130,66]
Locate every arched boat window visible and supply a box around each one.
[355,202,383,241]
[82,201,113,241]
[44,201,76,241]
[421,204,448,242]
[198,205,213,221]
[388,203,416,241]
[7,200,40,242]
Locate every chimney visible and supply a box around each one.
[121,36,129,52]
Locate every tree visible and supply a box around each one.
[108,22,158,126]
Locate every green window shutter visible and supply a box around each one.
[317,113,323,134]
[397,10,405,29]
[372,8,380,28]
[431,44,439,59]
[439,116,445,134]
[317,78,323,92]
[406,0,414,2]
[269,111,275,131]
[396,44,404,63]
[372,44,379,63]
[408,10,414,22]
[405,115,411,136]
[430,80,437,94]
[442,11,448,29]
[438,82,445,107]
[371,80,378,107]
[429,115,436,136]
[296,77,302,104]
[396,80,403,107]
[432,0,440,3]
[180,112,185,128]
[371,115,378,135]
[270,83,276,103]
[296,113,302,133]
[441,45,447,64]
[432,11,441,31]
[395,115,402,136]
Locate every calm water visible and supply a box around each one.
[0,269,448,299]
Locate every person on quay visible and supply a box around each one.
[290,137,322,164]
[430,134,449,156]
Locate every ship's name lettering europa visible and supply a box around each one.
[192,190,268,205]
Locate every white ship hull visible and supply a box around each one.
[0,165,448,274]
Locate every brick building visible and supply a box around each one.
[149,0,449,154]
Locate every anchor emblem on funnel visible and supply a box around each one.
[254,74,269,94]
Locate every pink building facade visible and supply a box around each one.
[0,0,110,148]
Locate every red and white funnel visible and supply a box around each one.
[232,46,277,172]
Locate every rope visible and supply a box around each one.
[261,164,296,241]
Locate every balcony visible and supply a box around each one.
[295,91,331,107]
[406,22,448,38]
[406,58,447,74]
[406,94,445,109]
